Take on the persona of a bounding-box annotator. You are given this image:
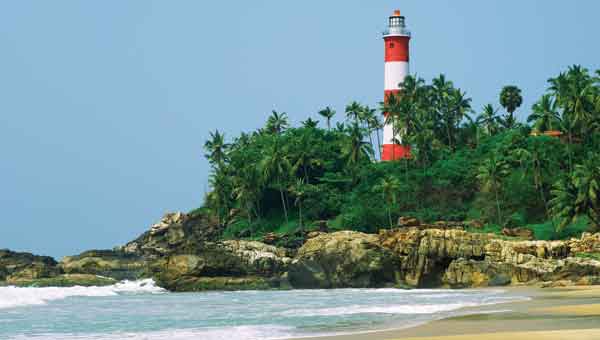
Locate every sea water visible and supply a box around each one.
[0,280,528,340]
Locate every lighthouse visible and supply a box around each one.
[382,10,411,161]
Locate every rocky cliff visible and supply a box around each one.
[2,212,600,291]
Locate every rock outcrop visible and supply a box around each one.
[151,240,292,291]
[59,250,148,281]
[120,211,221,259]
[288,231,399,288]
[3,211,600,291]
[0,249,60,283]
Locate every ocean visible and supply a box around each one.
[0,280,528,340]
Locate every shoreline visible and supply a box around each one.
[291,285,600,340]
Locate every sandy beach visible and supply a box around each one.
[295,286,600,340]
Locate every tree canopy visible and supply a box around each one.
[201,66,600,241]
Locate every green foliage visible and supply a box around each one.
[575,252,600,261]
[201,66,600,241]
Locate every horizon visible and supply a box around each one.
[2,1,600,258]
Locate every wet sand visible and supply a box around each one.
[293,286,600,340]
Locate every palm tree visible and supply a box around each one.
[345,101,363,124]
[458,114,480,148]
[266,110,289,134]
[360,106,377,155]
[375,176,401,227]
[208,170,232,226]
[318,107,336,130]
[368,113,384,161]
[293,133,321,183]
[301,118,319,129]
[571,154,600,229]
[260,142,291,223]
[447,88,472,149]
[549,176,579,232]
[343,122,373,183]
[204,130,229,167]
[528,94,561,133]
[477,104,500,136]
[432,74,455,148]
[499,86,523,131]
[233,168,260,226]
[290,178,307,229]
[500,85,523,115]
[477,155,510,224]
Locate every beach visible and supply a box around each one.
[298,286,600,340]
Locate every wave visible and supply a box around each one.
[281,302,482,317]
[0,279,164,309]
[7,325,304,340]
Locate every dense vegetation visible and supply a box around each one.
[201,66,600,241]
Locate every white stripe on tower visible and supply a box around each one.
[384,62,409,93]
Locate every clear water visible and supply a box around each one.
[0,280,528,340]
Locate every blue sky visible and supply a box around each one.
[1,1,599,258]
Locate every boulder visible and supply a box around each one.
[59,249,148,280]
[119,211,221,259]
[569,233,600,253]
[288,231,399,288]
[502,227,535,240]
[397,216,420,227]
[152,240,291,291]
[378,228,493,287]
[8,274,117,287]
[466,220,484,229]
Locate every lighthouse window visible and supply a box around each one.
[389,43,395,48]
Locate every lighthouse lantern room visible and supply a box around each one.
[382,10,411,161]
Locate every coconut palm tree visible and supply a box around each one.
[290,178,307,229]
[477,104,500,136]
[266,110,289,134]
[260,142,291,223]
[204,130,229,167]
[477,155,510,224]
[368,113,384,161]
[301,118,319,129]
[375,176,401,227]
[549,176,579,232]
[208,170,232,226]
[318,106,336,130]
[345,101,363,124]
[571,154,600,230]
[360,105,377,155]
[343,122,373,183]
[233,168,260,226]
[528,94,561,132]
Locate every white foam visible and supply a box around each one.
[281,302,481,317]
[7,326,302,340]
[0,279,164,309]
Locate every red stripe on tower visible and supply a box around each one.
[382,10,411,161]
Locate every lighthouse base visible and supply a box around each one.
[381,144,411,161]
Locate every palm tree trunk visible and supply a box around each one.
[445,122,453,151]
[376,128,382,161]
[567,130,573,175]
[279,184,288,223]
[299,201,303,230]
[494,186,502,225]
[368,131,375,160]
[392,117,396,160]
[388,206,393,228]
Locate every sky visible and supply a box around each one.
[1,1,599,258]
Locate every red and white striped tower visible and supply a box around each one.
[382,10,411,161]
